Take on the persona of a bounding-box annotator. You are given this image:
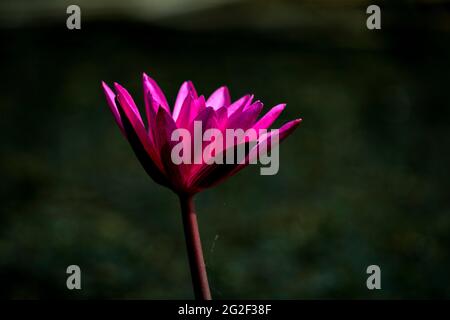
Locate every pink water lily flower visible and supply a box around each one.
[102,73,300,195]
[101,73,301,300]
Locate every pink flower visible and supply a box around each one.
[102,73,301,300]
[102,73,301,196]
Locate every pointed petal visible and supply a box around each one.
[173,81,197,121]
[277,118,302,138]
[206,86,231,110]
[252,103,286,131]
[192,106,219,131]
[227,94,252,116]
[186,107,220,177]
[144,90,158,145]
[154,107,186,191]
[143,73,170,113]
[241,118,302,169]
[114,83,162,168]
[175,94,195,129]
[190,118,302,191]
[193,95,206,118]
[216,106,228,130]
[188,141,251,191]
[242,95,256,112]
[113,86,168,187]
[143,77,159,118]
[228,101,263,130]
[114,82,143,123]
[102,81,125,135]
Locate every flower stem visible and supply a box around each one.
[179,194,212,300]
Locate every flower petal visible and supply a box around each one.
[154,107,187,191]
[193,107,219,134]
[144,90,158,145]
[112,83,168,187]
[114,83,162,168]
[175,94,195,129]
[143,73,170,114]
[239,118,302,170]
[206,86,231,110]
[216,106,228,130]
[193,95,206,119]
[252,103,286,131]
[186,107,220,178]
[188,141,251,191]
[173,81,197,121]
[227,101,263,130]
[101,81,125,136]
[114,82,143,123]
[143,78,159,120]
[227,94,253,116]
[189,118,302,190]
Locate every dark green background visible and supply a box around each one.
[1,0,449,298]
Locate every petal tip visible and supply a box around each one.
[142,72,156,84]
[101,81,111,91]
[113,82,127,93]
[273,104,286,114]
[291,118,303,128]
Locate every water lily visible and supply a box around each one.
[102,73,301,299]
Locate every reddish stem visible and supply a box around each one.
[179,194,212,300]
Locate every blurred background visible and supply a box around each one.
[1,0,450,299]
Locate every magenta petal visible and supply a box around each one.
[192,118,302,190]
[101,81,125,135]
[188,141,250,191]
[143,73,170,114]
[243,118,302,168]
[114,83,160,165]
[154,107,186,191]
[114,83,143,122]
[274,118,302,139]
[176,94,195,129]
[116,101,169,188]
[186,107,219,176]
[227,94,252,116]
[110,83,168,186]
[252,103,286,131]
[154,107,178,153]
[192,107,218,131]
[228,101,263,130]
[114,82,143,123]
[173,81,197,121]
[193,95,206,118]
[215,106,228,130]
[206,86,231,110]
[144,91,158,145]
[143,78,159,119]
